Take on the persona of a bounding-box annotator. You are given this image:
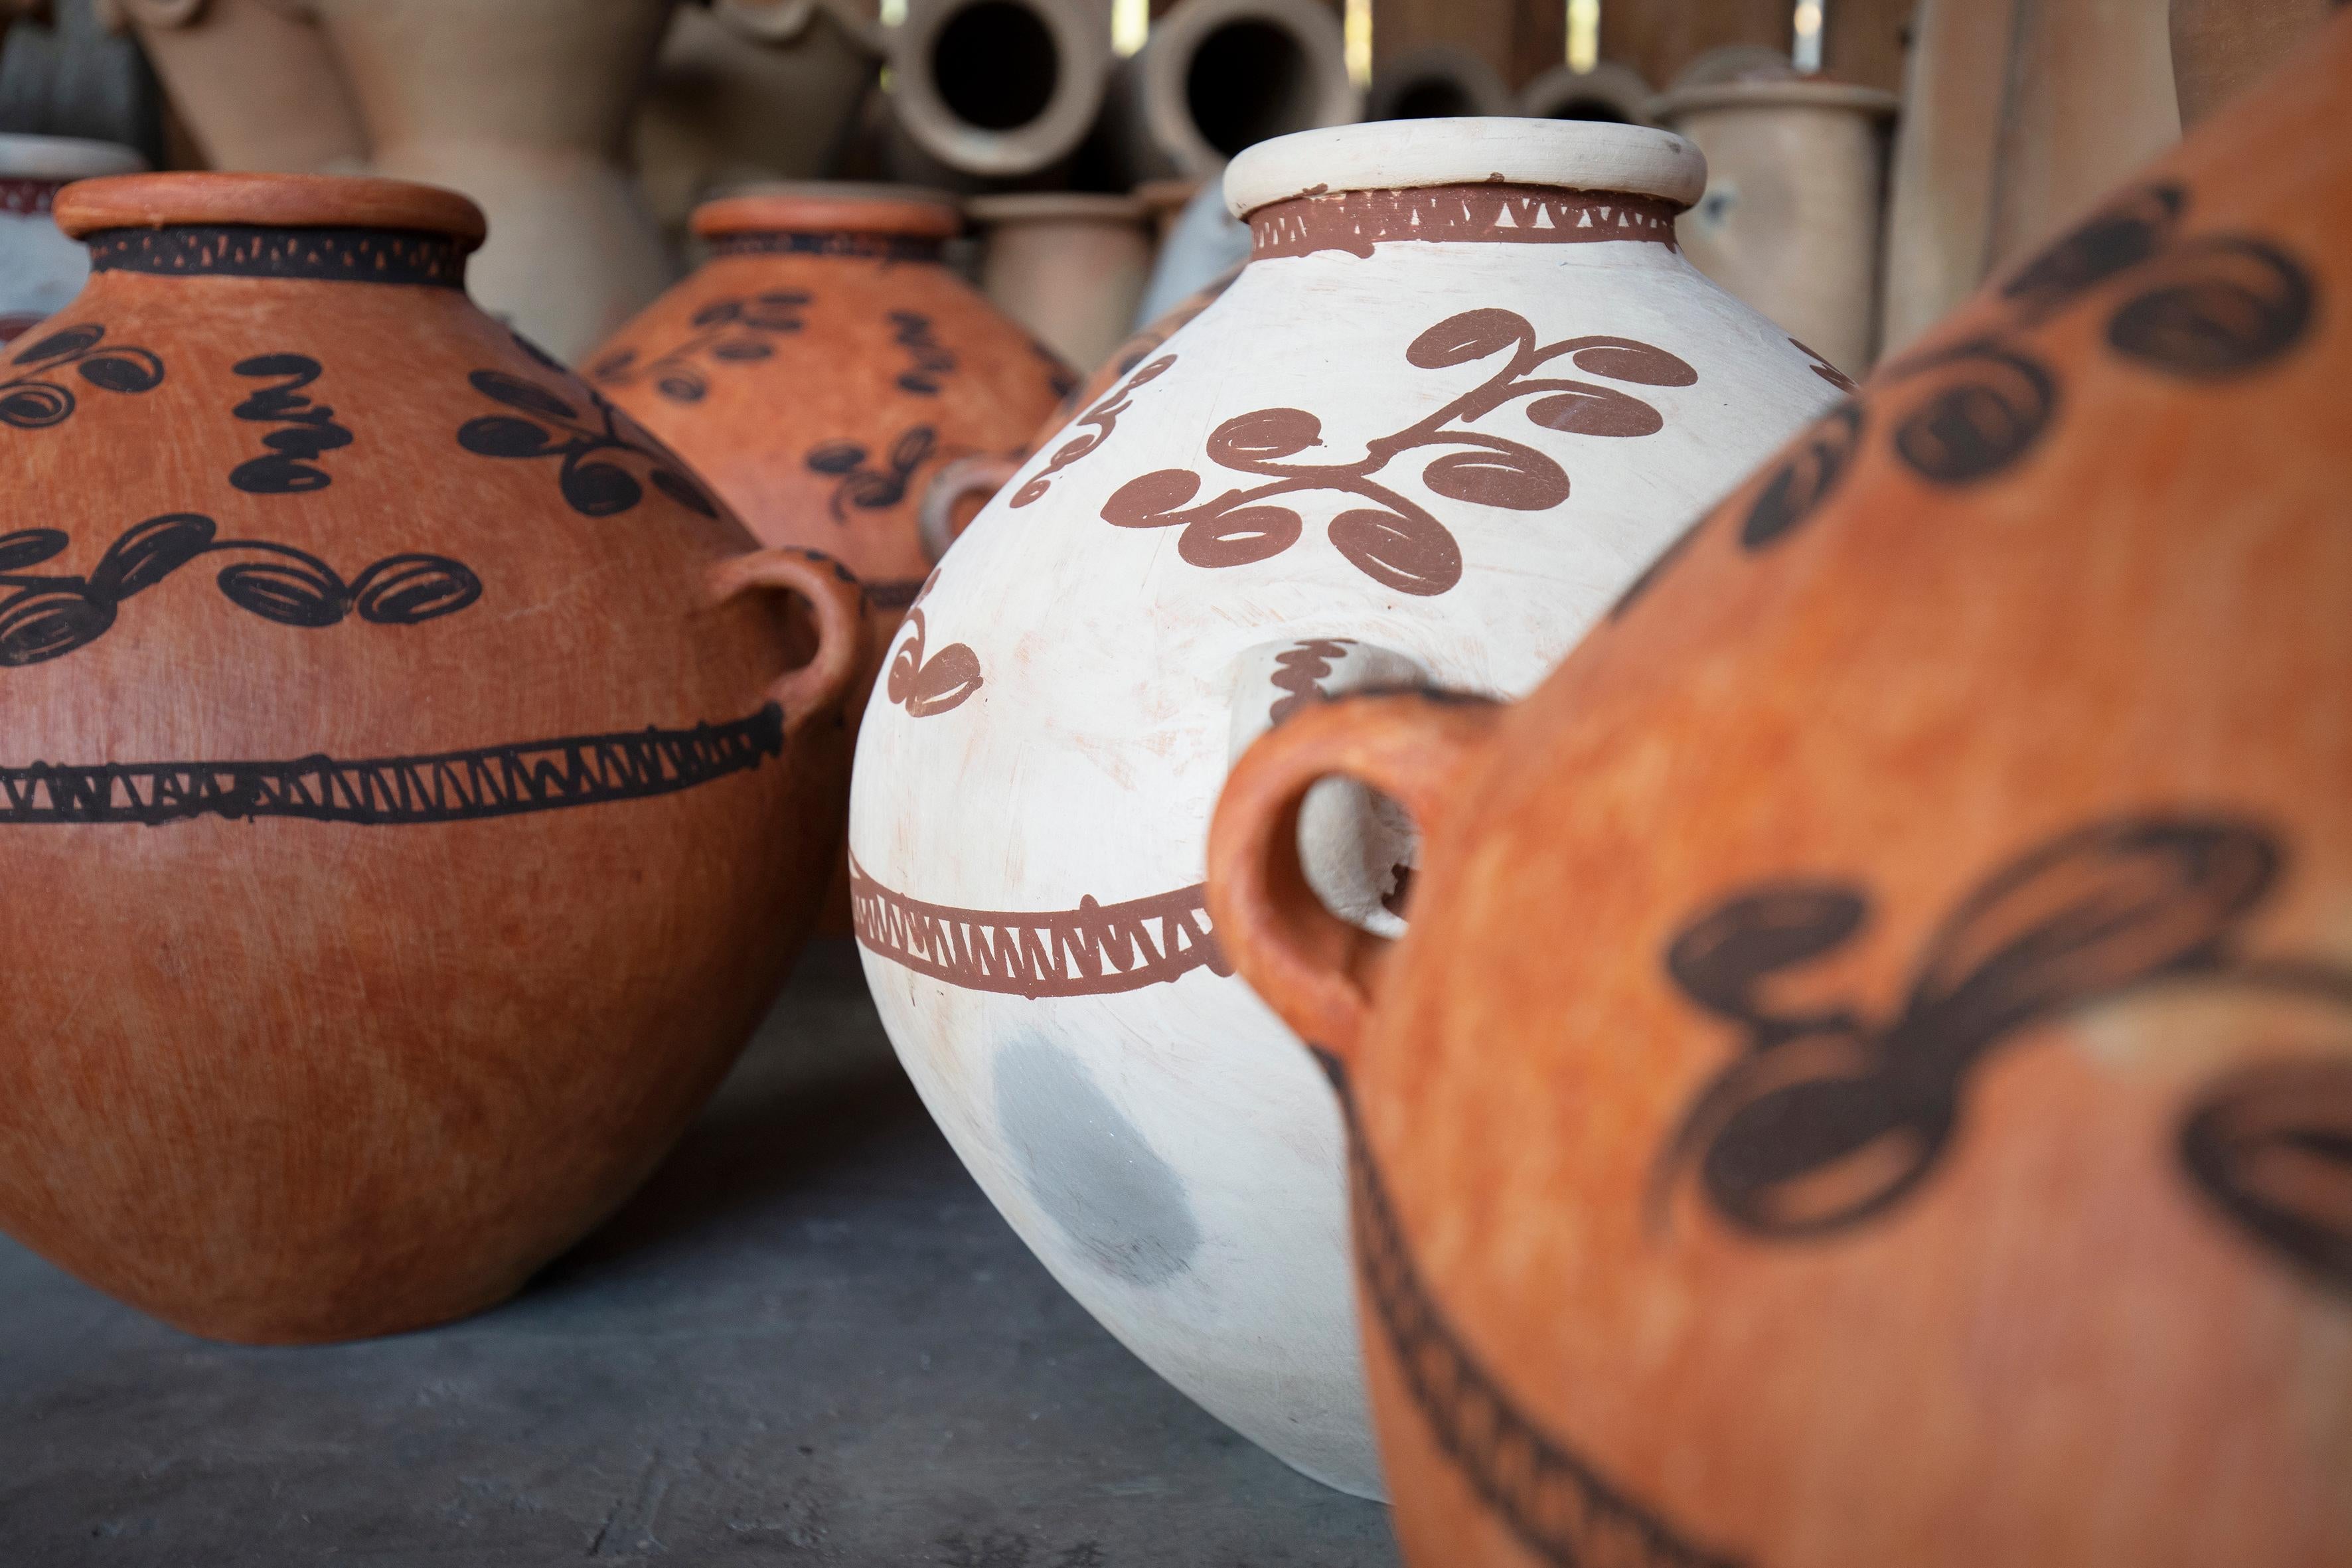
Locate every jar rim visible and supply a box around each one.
[1223,118,1707,220]
[54,172,486,249]
[692,186,961,241]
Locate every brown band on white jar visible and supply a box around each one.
[1245,183,1682,261]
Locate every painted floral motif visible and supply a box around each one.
[889,311,957,396]
[1011,354,1174,510]
[457,367,717,519]
[1100,310,1694,597]
[884,607,982,717]
[0,513,479,667]
[807,426,935,522]
[0,323,163,430]
[588,291,809,404]
[228,353,352,495]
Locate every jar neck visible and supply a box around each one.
[1245,183,1683,262]
[84,224,472,288]
[702,229,947,264]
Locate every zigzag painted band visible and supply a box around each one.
[0,704,784,826]
[848,854,1232,998]
[1326,1056,1745,1568]
[1249,185,1682,261]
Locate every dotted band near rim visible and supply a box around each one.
[85,226,469,287]
[704,232,947,264]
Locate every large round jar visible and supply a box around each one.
[0,174,863,1344]
[589,184,1073,632]
[1209,25,2352,1562]
[848,118,1849,1496]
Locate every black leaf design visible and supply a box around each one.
[457,414,562,459]
[0,385,70,429]
[0,587,112,666]
[807,441,866,475]
[216,558,351,626]
[76,348,164,395]
[561,460,644,518]
[11,324,102,364]
[91,512,218,599]
[649,467,717,518]
[467,368,578,421]
[0,528,69,571]
[351,554,483,623]
[2105,236,2315,380]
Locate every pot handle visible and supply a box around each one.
[706,548,870,726]
[1206,690,1501,1069]
[917,453,1022,564]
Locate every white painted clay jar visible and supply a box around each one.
[0,135,145,341]
[847,117,1848,1498]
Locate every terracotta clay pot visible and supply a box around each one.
[884,0,1111,181]
[1,173,864,1344]
[1367,45,1513,121]
[2171,0,2337,126]
[1209,22,2352,1561]
[633,0,886,246]
[96,0,366,173]
[968,191,1154,377]
[1654,78,1898,375]
[0,133,145,341]
[849,117,1848,1498]
[589,184,1072,655]
[1519,60,1657,126]
[1098,0,1360,183]
[309,0,678,362]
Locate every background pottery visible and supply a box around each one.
[1366,44,1512,122]
[0,131,143,339]
[1130,177,1249,333]
[968,190,1153,376]
[1518,60,1656,125]
[883,0,1109,183]
[1208,23,2352,1561]
[848,117,1848,1498]
[1097,0,1359,184]
[310,0,678,361]
[97,0,365,172]
[633,0,885,250]
[0,172,862,1344]
[1654,77,1898,375]
[590,183,1071,670]
[2170,0,2337,125]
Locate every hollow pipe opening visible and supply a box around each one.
[932,0,1061,132]
[1185,19,1316,158]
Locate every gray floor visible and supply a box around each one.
[0,942,1399,1567]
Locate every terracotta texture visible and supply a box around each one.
[1209,23,2352,1563]
[1655,79,1898,375]
[0,173,863,1344]
[99,0,367,173]
[589,185,1073,643]
[850,118,1846,1499]
[311,0,678,362]
[2171,0,2337,125]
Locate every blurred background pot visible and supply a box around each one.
[591,183,1069,665]
[1130,175,1249,331]
[0,171,862,1344]
[633,0,885,251]
[1655,76,1898,375]
[850,116,1847,1500]
[968,189,1151,376]
[882,0,1109,184]
[1210,23,2352,1561]
[1096,0,1358,184]
[2171,0,2337,126]
[309,0,678,361]
[1364,43,1510,121]
[95,0,363,171]
[0,130,141,337]
[1518,59,1655,125]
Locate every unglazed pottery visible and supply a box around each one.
[589,185,1071,660]
[1099,0,1360,182]
[849,118,1848,1498]
[1209,24,2352,1561]
[98,0,366,173]
[633,0,884,244]
[0,134,145,341]
[310,0,678,361]
[969,191,1154,376]
[886,0,1110,181]
[1655,78,1897,374]
[2,173,863,1344]
[2171,0,2336,125]
[1519,60,1656,125]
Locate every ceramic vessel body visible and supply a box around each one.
[1658,81,1896,375]
[0,175,851,1344]
[971,194,1153,376]
[850,121,1846,1498]
[589,191,1073,646]
[1213,29,2352,1562]
[113,0,367,173]
[313,0,678,360]
[2171,0,2336,125]
[0,135,145,339]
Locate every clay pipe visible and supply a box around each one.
[1097,0,1360,183]
[884,0,1111,179]
[1366,44,1510,121]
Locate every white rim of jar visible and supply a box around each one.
[1223,117,1707,220]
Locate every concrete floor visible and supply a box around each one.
[0,942,1399,1567]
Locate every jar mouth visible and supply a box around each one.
[692,186,961,242]
[1222,117,1707,220]
[53,172,487,248]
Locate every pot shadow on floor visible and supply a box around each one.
[524,937,937,1296]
